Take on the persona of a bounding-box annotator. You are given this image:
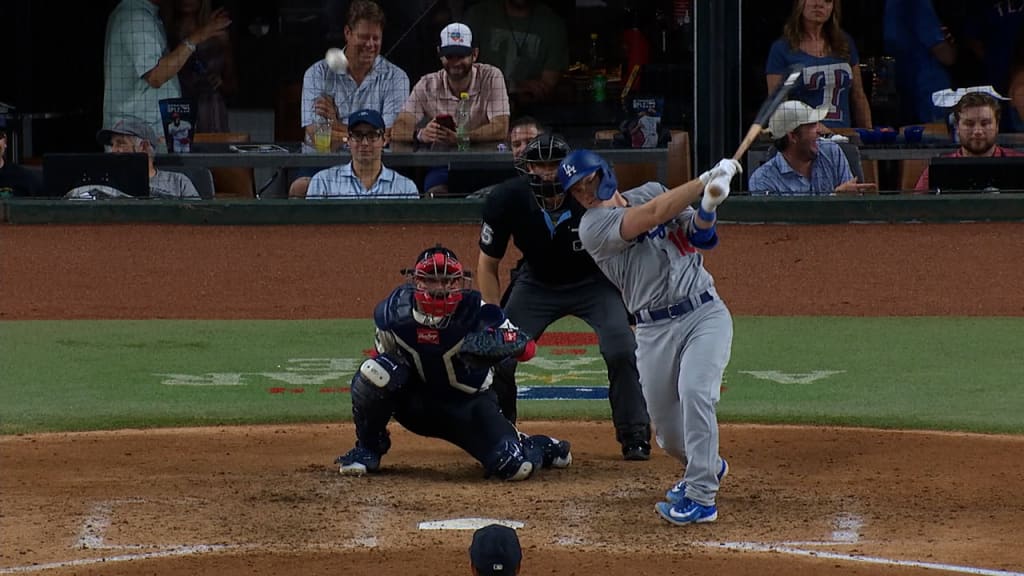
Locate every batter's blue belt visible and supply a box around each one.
[633,291,714,325]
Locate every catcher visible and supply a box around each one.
[335,245,572,481]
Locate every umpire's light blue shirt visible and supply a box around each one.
[103,0,180,147]
[301,56,410,129]
[747,139,853,196]
[306,163,420,199]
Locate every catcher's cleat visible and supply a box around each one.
[550,439,572,469]
[665,458,728,505]
[521,435,572,469]
[622,440,652,461]
[336,446,382,476]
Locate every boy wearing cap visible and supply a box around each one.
[392,23,510,147]
[469,524,522,575]
[97,118,200,199]
[747,101,877,195]
[306,109,419,199]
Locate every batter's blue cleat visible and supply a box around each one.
[665,458,728,504]
[335,446,381,476]
[655,498,718,525]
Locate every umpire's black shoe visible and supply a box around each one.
[622,440,652,461]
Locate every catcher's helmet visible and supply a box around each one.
[558,149,618,201]
[409,245,469,319]
[519,134,572,207]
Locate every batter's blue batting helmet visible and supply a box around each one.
[558,149,618,201]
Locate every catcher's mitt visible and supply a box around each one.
[459,327,536,369]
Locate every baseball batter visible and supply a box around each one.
[335,245,572,481]
[559,150,741,525]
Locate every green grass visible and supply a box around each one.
[1,317,1022,435]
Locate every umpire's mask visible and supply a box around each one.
[519,134,572,211]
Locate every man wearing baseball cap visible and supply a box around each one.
[469,524,522,575]
[305,108,419,199]
[747,100,876,195]
[392,22,510,149]
[96,117,200,199]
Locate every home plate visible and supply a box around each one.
[418,518,525,531]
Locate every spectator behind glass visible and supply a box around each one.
[465,116,544,199]
[392,22,510,198]
[303,109,419,199]
[96,117,201,199]
[765,0,872,129]
[469,524,522,576]
[914,91,1024,191]
[393,22,510,146]
[883,0,957,124]
[508,115,543,159]
[103,0,230,151]
[748,101,877,195]
[465,0,568,106]
[162,0,238,132]
[0,122,43,197]
[300,0,410,150]
[290,0,411,199]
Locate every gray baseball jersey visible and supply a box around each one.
[579,181,732,508]
[578,182,714,314]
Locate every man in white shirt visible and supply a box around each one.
[305,109,419,199]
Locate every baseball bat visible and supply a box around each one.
[731,64,804,162]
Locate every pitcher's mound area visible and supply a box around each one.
[3,422,1022,576]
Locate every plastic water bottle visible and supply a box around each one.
[456,92,471,151]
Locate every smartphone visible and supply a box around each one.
[435,114,456,131]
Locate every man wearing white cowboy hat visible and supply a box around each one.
[748,100,877,195]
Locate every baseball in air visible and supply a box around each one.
[325,48,348,74]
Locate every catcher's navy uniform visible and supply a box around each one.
[336,247,570,481]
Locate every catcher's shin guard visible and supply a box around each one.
[350,360,403,455]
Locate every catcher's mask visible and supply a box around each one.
[407,245,470,319]
[518,134,571,210]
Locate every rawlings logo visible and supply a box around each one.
[416,328,440,344]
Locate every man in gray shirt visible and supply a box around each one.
[559,149,741,525]
[97,118,200,199]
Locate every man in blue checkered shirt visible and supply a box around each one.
[306,109,420,199]
[748,101,877,195]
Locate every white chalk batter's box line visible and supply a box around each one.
[2,503,1020,575]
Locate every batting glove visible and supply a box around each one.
[701,159,742,212]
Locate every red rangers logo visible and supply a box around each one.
[417,328,440,344]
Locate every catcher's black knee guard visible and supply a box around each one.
[350,355,408,455]
[485,436,543,481]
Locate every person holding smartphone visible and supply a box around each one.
[392,23,510,148]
